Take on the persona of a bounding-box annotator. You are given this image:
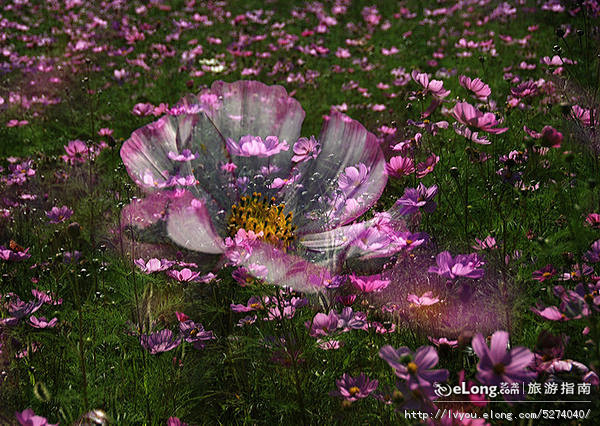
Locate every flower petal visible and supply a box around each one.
[290,111,387,234]
[166,191,225,254]
[236,241,330,293]
[193,80,305,181]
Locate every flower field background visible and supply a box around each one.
[1,0,600,424]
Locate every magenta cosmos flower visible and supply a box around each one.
[428,251,485,281]
[121,81,406,292]
[45,205,73,224]
[451,102,508,135]
[379,345,449,389]
[330,373,379,402]
[471,331,536,400]
[15,408,57,426]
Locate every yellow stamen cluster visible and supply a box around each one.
[227,192,296,246]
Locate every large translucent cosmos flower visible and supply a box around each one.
[121,81,392,293]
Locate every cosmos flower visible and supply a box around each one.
[121,81,404,292]
[15,408,57,426]
[0,244,31,262]
[349,273,390,293]
[395,183,438,216]
[140,329,182,354]
[179,320,215,350]
[471,331,536,400]
[28,316,58,328]
[451,102,508,135]
[134,258,174,273]
[291,136,321,163]
[45,206,73,224]
[380,345,449,389]
[458,75,491,100]
[407,291,440,307]
[411,70,451,99]
[385,155,415,178]
[428,251,485,281]
[61,140,90,165]
[330,373,379,402]
[532,264,556,282]
[230,296,264,312]
[308,311,339,337]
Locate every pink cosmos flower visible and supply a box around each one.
[308,311,339,337]
[571,105,597,127]
[134,258,174,273]
[428,337,458,349]
[407,291,440,307]
[330,373,379,402]
[416,154,439,179]
[510,81,537,98]
[428,251,485,281]
[0,245,31,262]
[166,268,205,282]
[28,316,58,328]
[140,329,182,354]
[291,136,321,163]
[585,213,600,229]
[226,135,289,157]
[458,76,491,100]
[230,296,264,312]
[45,206,73,224]
[132,102,155,116]
[167,149,198,162]
[349,273,390,292]
[472,236,497,250]
[61,140,90,165]
[411,70,451,99]
[15,408,57,426]
[532,264,556,282]
[380,345,449,389]
[451,102,508,135]
[471,331,536,400]
[121,81,406,293]
[385,156,415,178]
[540,126,563,148]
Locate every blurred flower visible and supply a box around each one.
[349,273,390,293]
[428,251,485,281]
[61,140,90,165]
[15,408,57,426]
[407,291,440,307]
[28,316,58,328]
[179,320,214,350]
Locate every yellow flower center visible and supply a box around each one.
[407,362,418,374]
[349,386,360,396]
[542,272,551,277]
[406,239,413,245]
[227,192,296,246]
